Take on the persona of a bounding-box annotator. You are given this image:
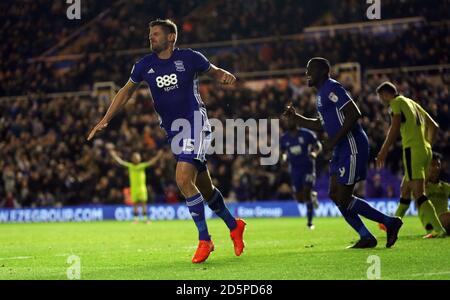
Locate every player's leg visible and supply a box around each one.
[141,200,148,223]
[176,161,211,239]
[131,190,140,223]
[402,178,432,233]
[379,177,411,232]
[134,189,149,222]
[176,160,214,263]
[396,177,412,218]
[335,181,378,248]
[294,188,313,228]
[410,178,445,236]
[329,175,375,246]
[336,154,402,248]
[196,168,237,230]
[132,203,139,223]
[343,181,404,247]
[196,168,246,256]
[303,172,316,229]
[300,186,315,229]
[329,155,375,244]
[291,172,310,228]
[338,182,392,228]
[311,190,319,209]
[407,147,445,236]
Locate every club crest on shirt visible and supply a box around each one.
[329,92,338,103]
[174,60,185,72]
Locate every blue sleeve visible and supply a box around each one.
[191,49,211,74]
[129,61,143,83]
[308,130,317,144]
[328,83,353,110]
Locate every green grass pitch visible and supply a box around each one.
[0,217,449,280]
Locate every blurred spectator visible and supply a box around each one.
[1,1,448,96]
[0,192,20,208]
[367,174,385,198]
[1,69,449,206]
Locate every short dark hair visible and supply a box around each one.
[308,57,331,74]
[149,19,178,39]
[376,81,398,95]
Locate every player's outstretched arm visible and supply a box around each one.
[282,102,323,132]
[376,113,401,169]
[206,64,236,85]
[87,80,139,141]
[109,149,129,167]
[144,150,164,168]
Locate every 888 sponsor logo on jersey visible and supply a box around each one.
[156,73,179,92]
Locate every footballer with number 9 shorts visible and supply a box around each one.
[284,57,402,249]
[88,19,246,263]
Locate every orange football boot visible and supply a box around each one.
[423,231,446,239]
[230,219,247,256]
[192,239,214,263]
[378,223,387,232]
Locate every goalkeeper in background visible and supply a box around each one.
[376,82,445,238]
[109,146,163,223]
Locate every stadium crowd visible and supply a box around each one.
[318,0,449,25]
[2,22,448,97]
[0,0,203,96]
[2,1,449,96]
[1,0,449,207]
[1,70,448,207]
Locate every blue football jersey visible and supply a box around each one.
[316,78,368,156]
[129,48,211,138]
[280,128,318,170]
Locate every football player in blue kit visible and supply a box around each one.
[283,57,403,248]
[280,118,322,229]
[88,19,246,263]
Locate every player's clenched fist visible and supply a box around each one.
[87,118,108,141]
[220,71,236,85]
[375,150,387,169]
[282,102,297,119]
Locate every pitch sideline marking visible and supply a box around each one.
[408,271,450,277]
[0,256,33,261]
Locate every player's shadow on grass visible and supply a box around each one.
[190,256,247,266]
